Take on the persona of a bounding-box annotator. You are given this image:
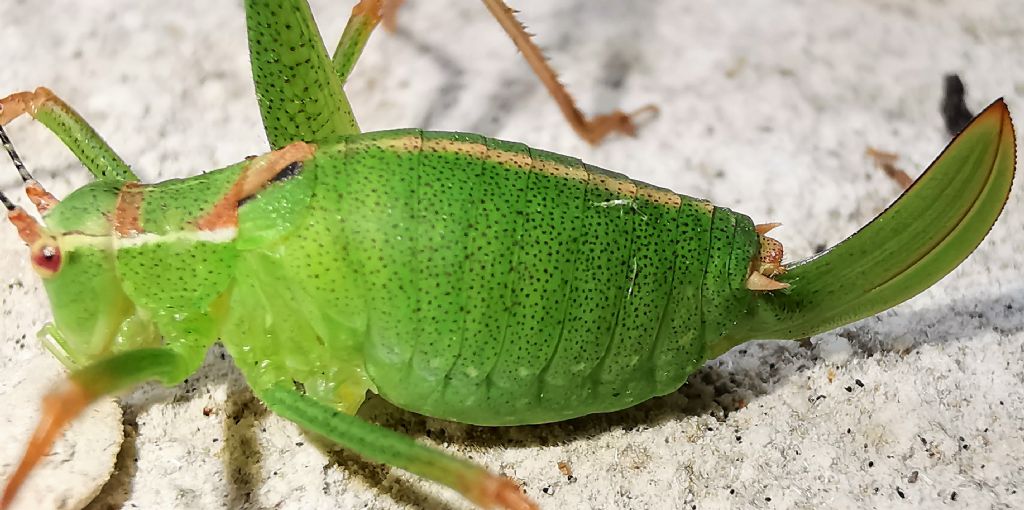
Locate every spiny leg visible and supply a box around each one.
[254,383,538,510]
[0,87,137,181]
[481,0,658,145]
[1,349,196,509]
[332,0,386,86]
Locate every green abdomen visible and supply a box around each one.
[314,130,758,425]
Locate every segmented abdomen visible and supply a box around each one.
[327,129,757,426]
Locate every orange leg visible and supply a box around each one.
[480,0,658,145]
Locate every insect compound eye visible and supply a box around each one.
[30,240,63,278]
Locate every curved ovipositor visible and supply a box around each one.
[715,99,1015,355]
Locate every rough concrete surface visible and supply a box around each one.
[0,1,1022,509]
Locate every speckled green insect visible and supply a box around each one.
[0,1,1016,509]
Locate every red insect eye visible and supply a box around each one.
[31,242,62,277]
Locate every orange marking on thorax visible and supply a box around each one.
[113,182,145,237]
[195,180,243,231]
[195,142,316,231]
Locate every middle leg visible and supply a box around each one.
[332,0,386,86]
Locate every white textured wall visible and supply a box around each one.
[1,1,1022,509]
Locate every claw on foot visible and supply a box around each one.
[578,103,660,145]
[465,471,538,510]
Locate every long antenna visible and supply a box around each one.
[0,189,15,211]
[0,124,34,183]
[0,124,46,245]
[0,124,23,211]
[0,123,58,213]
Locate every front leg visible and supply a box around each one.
[0,87,136,181]
[0,348,201,509]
